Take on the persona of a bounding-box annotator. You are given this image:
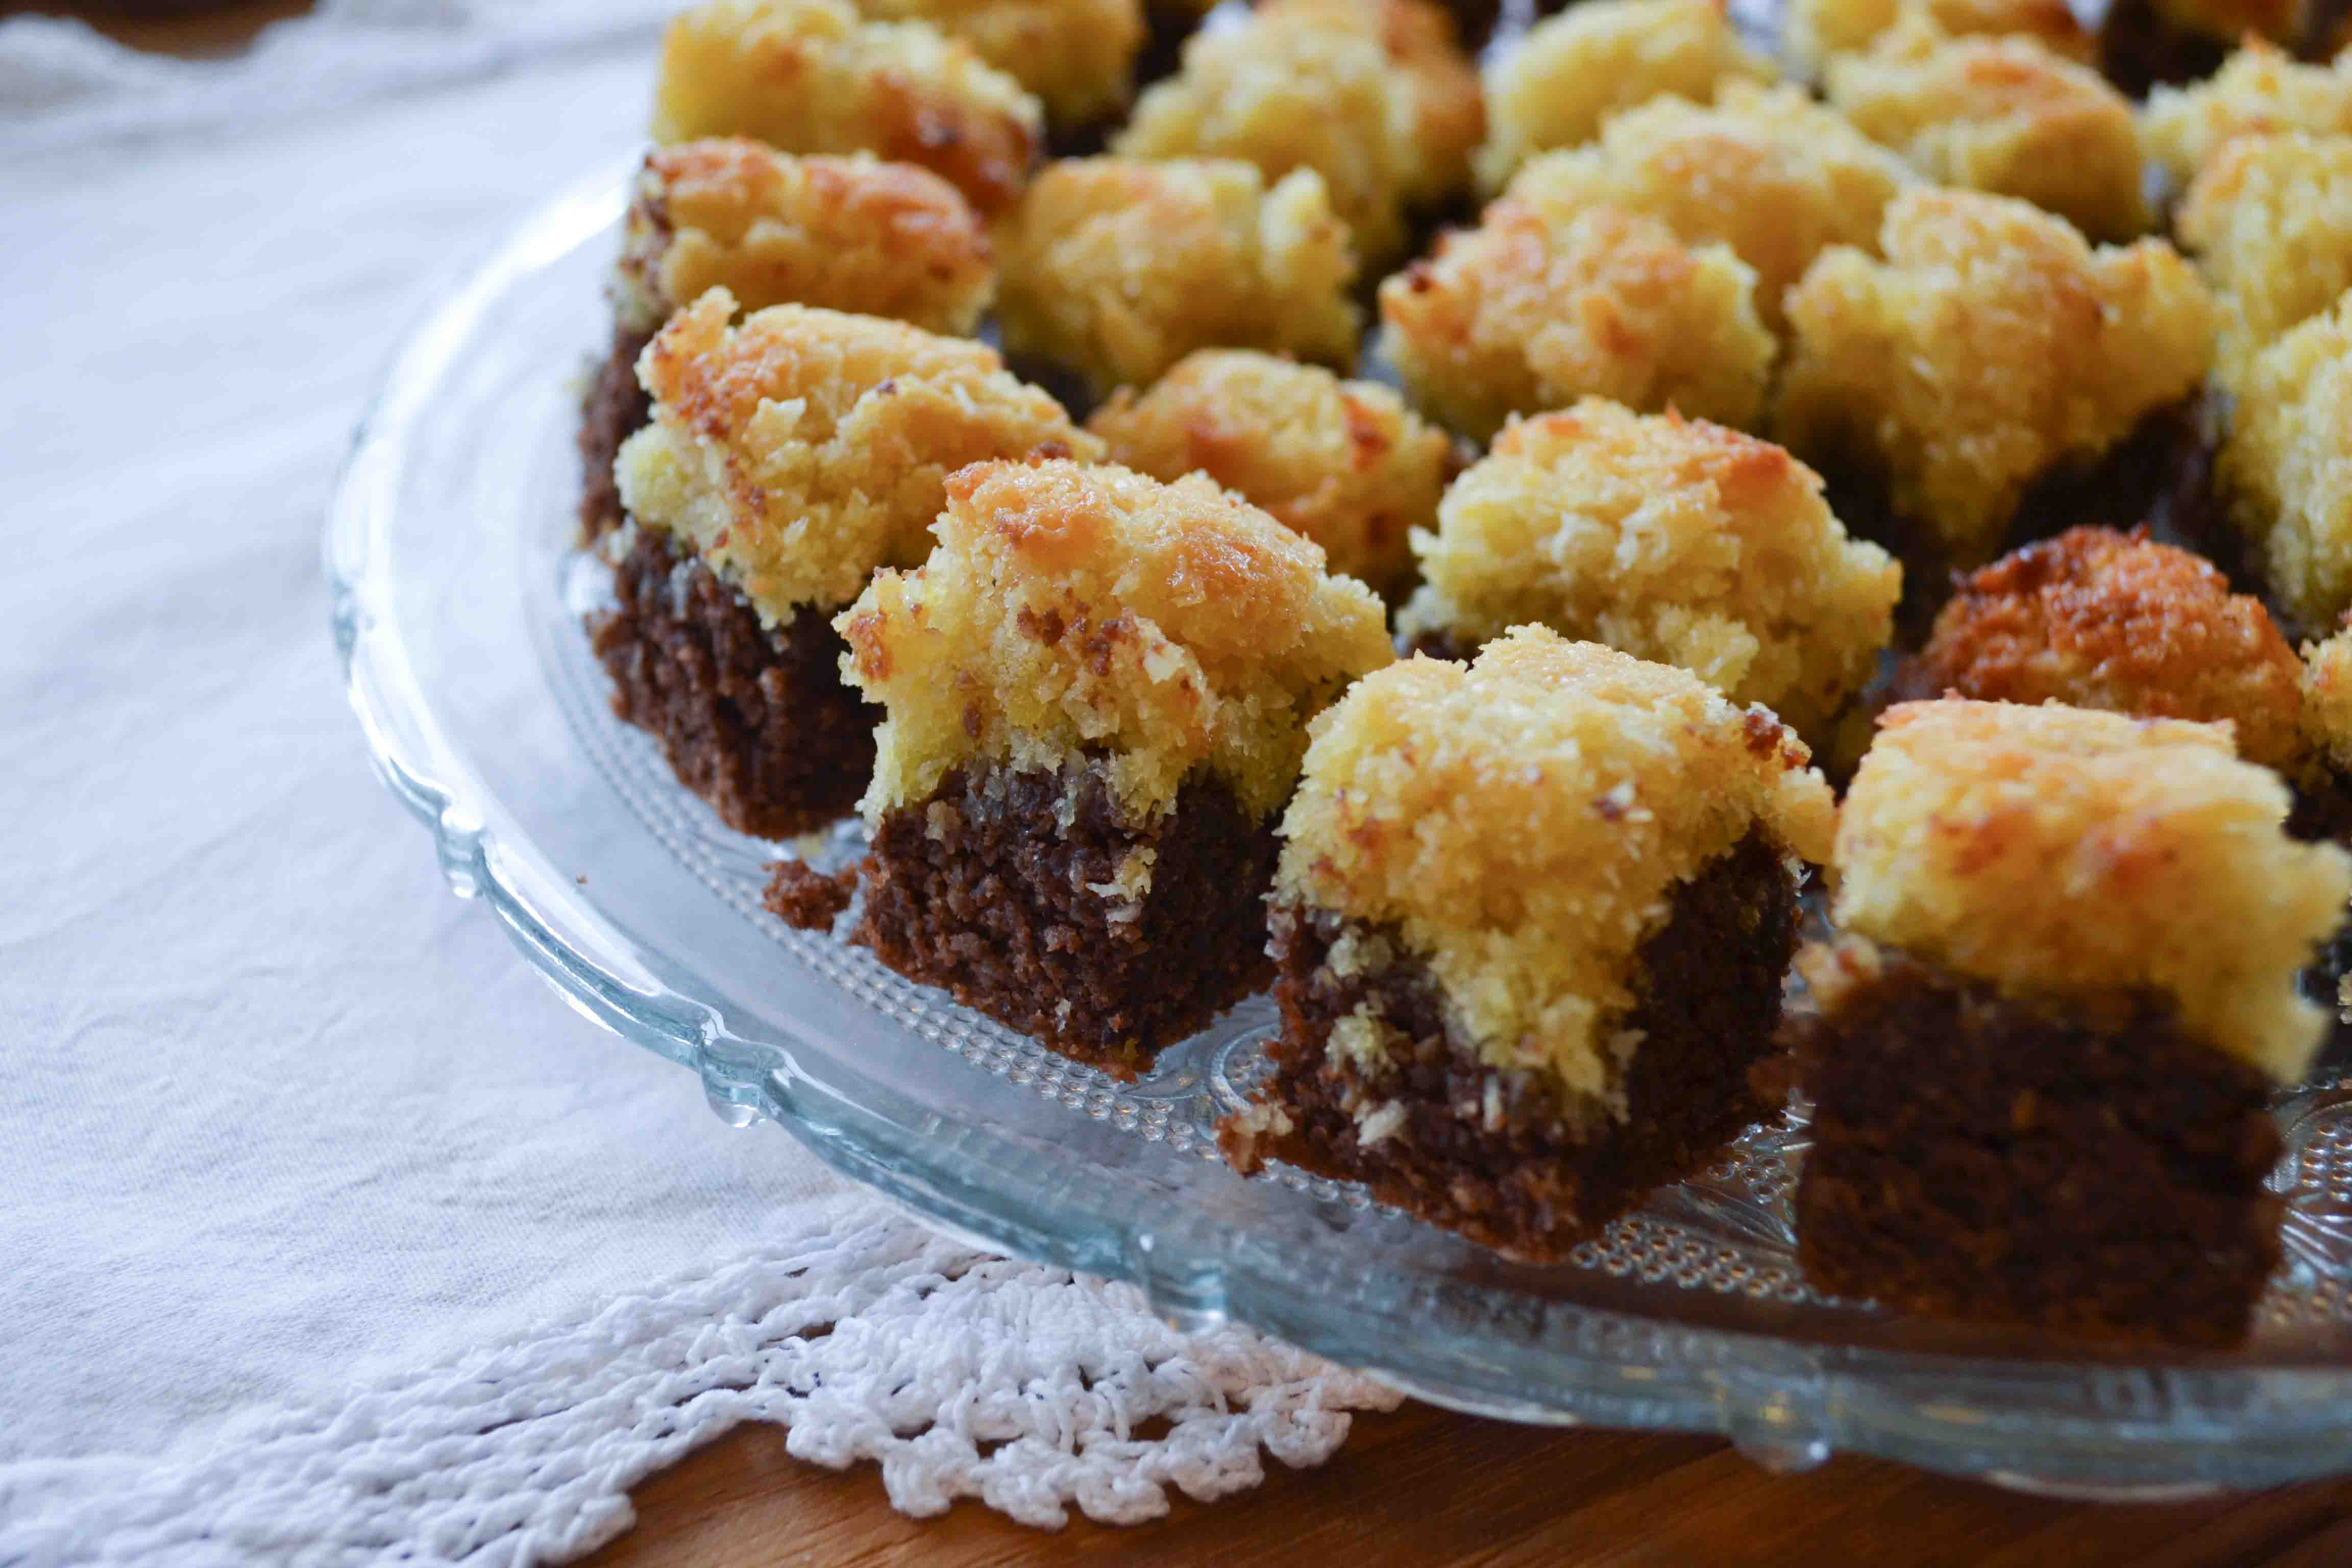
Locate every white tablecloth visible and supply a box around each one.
[0,8,1394,1560]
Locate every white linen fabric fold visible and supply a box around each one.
[0,14,1395,1561]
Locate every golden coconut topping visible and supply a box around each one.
[1502,81,1916,334]
[856,0,1144,125]
[1399,400,1900,739]
[1086,349,1452,598]
[1378,201,1775,443]
[995,157,1361,399]
[615,141,994,337]
[1825,22,2148,242]
[2177,131,2352,385]
[613,292,1096,623]
[1475,0,1776,190]
[1275,628,1836,1097]
[1776,187,2214,568]
[1833,699,2350,1084]
[1784,0,2092,76]
[1112,0,1481,262]
[2143,40,2352,188]
[2300,621,2352,774]
[840,457,1394,823]
[649,0,1041,218]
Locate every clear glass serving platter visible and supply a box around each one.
[328,165,2352,1498]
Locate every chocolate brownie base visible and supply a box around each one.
[1224,829,1799,1259]
[591,528,878,839]
[1790,951,2285,1346]
[826,760,1280,1079]
[579,324,654,543]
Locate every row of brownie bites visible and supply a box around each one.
[579,0,2352,1343]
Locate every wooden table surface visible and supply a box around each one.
[56,5,2352,1561]
[585,1404,2352,1566]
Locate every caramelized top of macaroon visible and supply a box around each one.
[1903,527,2309,769]
[615,142,995,337]
[2143,41,2352,188]
[856,0,1144,126]
[1502,82,1914,336]
[649,0,1042,217]
[614,292,1098,623]
[1398,401,1900,739]
[1833,699,2350,1083]
[1475,0,1776,190]
[2217,291,2352,631]
[1275,628,1835,1098]
[995,157,1362,399]
[1784,0,2092,76]
[1776,188,2214,568]
[840,458,1393,823]
[1824,23,2147,242]
[1085,349,1452,598]
[2177,131,2352,384]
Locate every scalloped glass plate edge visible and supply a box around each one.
[325,163,2352,1496]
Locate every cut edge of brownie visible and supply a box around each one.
[578,323,655,545]
[1788,947,2286,1348]
[783,757,1281,1081]
[1220,827,1801,1260]
[591,526,878,840]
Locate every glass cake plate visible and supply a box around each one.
[328,164,2352,1498]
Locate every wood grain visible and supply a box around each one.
[582,1402,2352,1567]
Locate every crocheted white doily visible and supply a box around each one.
[0,1195,1402,1565]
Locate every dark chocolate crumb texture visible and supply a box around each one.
[770,758,1278,1079]
[1231,829,1800,1259]
[1790,948,2285,1347]
[593,528,878,840]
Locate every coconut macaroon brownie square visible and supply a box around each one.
[1499,82,1916,336]
[580,140,996,540]
[2176,132,2352,387]
[772,457,1391,1077]
[1085,349,1455,600]
[650,0,1043,218]
[994,157,1362,401]
[1775,187,2213,600]
[591,293,1098,839]
[2142,41,2352,191]
[1109,0,1483,264]
[1218,630,1833,1257]
[1474,0,1777,191]
[1398,401,1900,743]
[1823,22,2148,243]
[1791,700,2351,1345]
[1378,201,1775,444]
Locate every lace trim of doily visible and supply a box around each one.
[0,1194,1402,1564]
